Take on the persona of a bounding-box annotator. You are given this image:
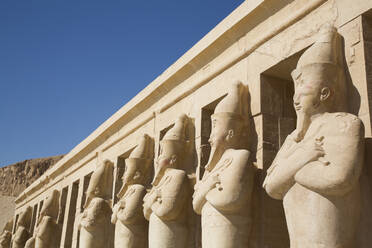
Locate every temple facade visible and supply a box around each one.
[4,0,372,247]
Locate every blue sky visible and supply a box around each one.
[0,0,244,166]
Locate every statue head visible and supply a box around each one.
[291,25,346,141]
[38,190,60,224]
[206,82,249,171]
[17,206,32,230]
[153,114,188,185]
[84,159,114,208]
[117,134,153,198]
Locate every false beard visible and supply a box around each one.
[117,182,130,199]
[293,112,311,142]
[152,165,165,186]
[205,144,225,172]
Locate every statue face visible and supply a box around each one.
[152,141,178,184]
[123,164,137,184]
[156,143,175,169]
[293,72,323,117]
[206,116,233,170]
[209,116,230,149]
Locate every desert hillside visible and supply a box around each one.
[0,155,63,230]
[0,155,63,197]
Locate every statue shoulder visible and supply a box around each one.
[225,149,251,167]
[167,169,187,180]
[325,112,364,137]
[130,184,146,192]
[161,169,188,191]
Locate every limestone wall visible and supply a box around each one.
[9,0,372,247]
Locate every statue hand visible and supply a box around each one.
[300,136,326,165]
[197,173,220,195]
[144,190,159,208]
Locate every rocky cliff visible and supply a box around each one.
[0,155,64,197]
[0,155,63,231]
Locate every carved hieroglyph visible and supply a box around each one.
[143,114,192,248]
[33,189,61,248]
[111,134,153,248]
[263,26,365,248]
[79,159,114,248]
[192,82,255,248]
[12,206,32,248]
[0,219,13,248]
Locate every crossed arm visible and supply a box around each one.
[264,119,364,199]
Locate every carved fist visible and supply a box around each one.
[198,173,220,194]
[300,136,326,164]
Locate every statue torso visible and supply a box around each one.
[200,149,254,248]
[148,168,190,248]
[79,197,112,248]
[282,112,363,248]
[114,184,147,248]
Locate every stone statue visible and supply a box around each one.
[192,82,255,248]
[143,114,192,248]
[79,159,114,248]
[111,134,153,248]
[263,26,364,248]
[34,189,61,248]
[12,206,32,248]
[0,219,13,248]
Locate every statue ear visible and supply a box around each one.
[170,155,177,165]
[320,87,331,102]
[133,171,141,180]
[226,129,234,141]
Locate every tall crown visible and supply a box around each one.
[213,81,249,120]
[17,206,32,228]
[124,134,153,174]
[163,114,188,142]
[129,134,153,159]
[295,25,341,71]
[84,159,114,208]
[40,189,60,220]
